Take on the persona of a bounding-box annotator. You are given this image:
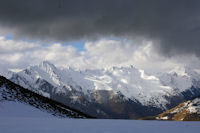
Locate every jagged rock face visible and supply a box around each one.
[155,97,200,121]
[0,76,93,118]
[8,61,200,119]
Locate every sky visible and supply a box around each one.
[0,0,200,75]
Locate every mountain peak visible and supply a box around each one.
[39,61,55,68]
[37,61,58,74]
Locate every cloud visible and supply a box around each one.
[71,39,200,73]
[0,36,79,75]
[0,36,200,77]
[31,43,78,66]
[0,0,200,57]
[0,36,35,53]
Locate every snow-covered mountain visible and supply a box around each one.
[155,96,200,121]
[0,76,93,118]
[8,61,200,119]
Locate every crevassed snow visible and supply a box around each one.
[9,61,200,108]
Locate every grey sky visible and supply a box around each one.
[0,0,200,57]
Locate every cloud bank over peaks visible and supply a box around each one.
[0,36,199,76]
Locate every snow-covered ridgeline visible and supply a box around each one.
[8,61,200,108]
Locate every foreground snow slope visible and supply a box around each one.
[0,76,93,118]
[0,118,200,133]
[0,101,53,118]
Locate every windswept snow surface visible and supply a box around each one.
[0,118,200,133]
[10,61,200,108]
[0,101,53,118]
[1,95,199,133]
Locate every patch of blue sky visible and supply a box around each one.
[4,34,13,40]
[3,34,37,43]
[2,34,86,51]
[62,40,86,51]
[2,35,131,52]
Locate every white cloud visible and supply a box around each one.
[0,36,200,76]
[31,43,78,66]
[0,36,79,75]
[63,39,200,74]
[0,36,35,53]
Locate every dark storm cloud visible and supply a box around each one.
[0,0,200,56]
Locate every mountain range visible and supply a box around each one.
[4,61,200,119]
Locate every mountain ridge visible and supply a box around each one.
[0,75,94,118]
[8,61,200,119]
[141,96,200,121]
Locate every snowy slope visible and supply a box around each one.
[158,67,200,92]
[0,118,200,133]
[0,101,53,118]
[155,97,200,121]
[10,61,200,107]
[0,76,93,118]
